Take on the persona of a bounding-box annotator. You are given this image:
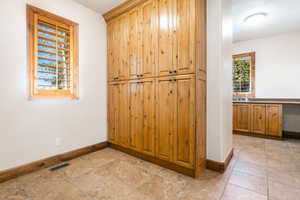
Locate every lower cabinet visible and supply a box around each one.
[108,75,196,171]
[108,82,129,146]
[129,79,156,156]
[156,75,195,169]
[156,77,175,162]
[119,82,130,147]
[251,104,266,135]
[266,104,283,137]
[174,76,195,169]
[233,104,251,133]
[233,103,282,138]
[108,83,119,143]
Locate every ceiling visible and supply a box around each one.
[73,0,127,14]
[73,0,300,42]
[233,0,300,42]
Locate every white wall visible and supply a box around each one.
[233,32,300,98]
[233,32,300,132]
[0,0,107,171]
[207,0,233,162]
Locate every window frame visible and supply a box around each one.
[232,52,256,98]
[27,5,79,99]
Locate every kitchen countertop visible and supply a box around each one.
[233,98,300,105]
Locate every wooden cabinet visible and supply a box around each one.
[119,14,130,80]
[156,75,195,168]
[251,104,266,135]
[108,15,129,81]
[157,0,195,76]
[118,82,130,147]
[110,1,157,81]
[266,104,283,137]
[105,0,206,177]
[156,77,175,162]
[233,103,283,138]
[140,79,156,156]
[108,83,119,143]
[129,79,156,155]
[128,81,142,150]
[108,0,196,80]
[107,20,120,81]
[157,0,174,77]
[173,0,195,75]
[173,75,195,168]
[128,8,140,79]
[233,105,237,130]
[108,82,129,146]
[139,0,157,78]
[234,104,251,132]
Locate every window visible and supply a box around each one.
[27,5,79,99]
[232,52,255,98]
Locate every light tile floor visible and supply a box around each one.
[1,134,300,200]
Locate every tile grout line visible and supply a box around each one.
[219,151,240,200]
[264,139,271,200]
[226,138,269,199]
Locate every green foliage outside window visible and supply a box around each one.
[233,58,250,93]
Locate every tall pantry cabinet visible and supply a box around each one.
[104,0,206,177]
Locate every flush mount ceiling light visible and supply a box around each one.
[244,12,268,25]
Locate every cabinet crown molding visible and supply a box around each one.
[103,0,148,22]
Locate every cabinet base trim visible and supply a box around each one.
[206,149,234,173]
[233,131,282,140]
[0,141,108,183]
[283,131,300,139]
[108,143,196,177]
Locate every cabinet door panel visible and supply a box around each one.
[129,82,143,150]
[140,0,157,78]
[266,104,282,137]
[141,79,156,156]
[108,21,119,81]
[156,78,175,161]
[108,83,120,143]
[235,104,251,132]
[107,22,113,81]
[174,0,195,75]
[113,20,121,80]
[174,76,195,168]
[251,104,266,135]
[158,0,173,76]
[233,105,237,131]
[129,8,140,79]
[118,82,129,147]
[119,14,129,80]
